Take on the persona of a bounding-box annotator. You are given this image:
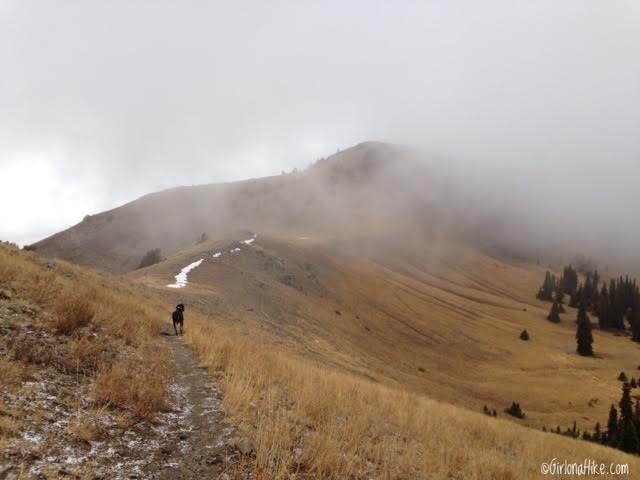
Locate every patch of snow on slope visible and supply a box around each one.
[212,252,222,258]
[230,248,241,253]
[167,259,204,288]
[242,234,257,245]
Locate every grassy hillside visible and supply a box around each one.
[0,243,171,477]
[184,315,640,479]
[132,233,640,432]
[128,231,640,477]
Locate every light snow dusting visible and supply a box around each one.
[167,259,204,288]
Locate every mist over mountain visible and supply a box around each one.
[28,141,639,274]
[2,1,640,264]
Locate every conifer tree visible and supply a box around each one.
[592,270,600,302]
[537,271,556,301]
[593,422,602,443]
[576,305,593,356]
[597,284,610,329]
[556,289,566,313]
[548,301,561,323]
[570,284,584,308]
[618,372,628,382]
[618,383,640,453]
[632,306,640,342]
[561,265,578,298]
[634,400,640,434]
[607,404,618,446]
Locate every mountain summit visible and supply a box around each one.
[30,142,447,273]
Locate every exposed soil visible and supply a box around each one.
[143,332,240,479]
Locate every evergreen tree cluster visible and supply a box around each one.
[536,266,640,343]
[597,277,640,335]
[549,379,640,455]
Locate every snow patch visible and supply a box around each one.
[230,248,241,253]
[242,234,257,245]
[212,252,222,258]
[166,259,204,288]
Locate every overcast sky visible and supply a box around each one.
[1,1,639,248]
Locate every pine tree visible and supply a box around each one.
[548,301,561,323]
[597,284,610,329]
[576,305,593,356]
[519,329,530,341]
[618,372,628,382]
[634,400,640,434]
[561,265,578,298]
[607,404,619,446]
[556,289,566,313]
[593,422,602,443]
[537,271,556,301]
[632,306,640,342]
[570,284,584,309]
[618,382,640,453]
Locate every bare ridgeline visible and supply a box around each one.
[5,143,640,478]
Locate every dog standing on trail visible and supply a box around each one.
[172,304,185,336]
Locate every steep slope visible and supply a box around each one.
[30,142,454,273]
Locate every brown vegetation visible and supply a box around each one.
[185,316,640,479]
[0,242,174,474]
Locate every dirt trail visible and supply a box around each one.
[143,333,236,479]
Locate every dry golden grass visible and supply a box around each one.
[185,313,640,479]
[0,243,171,420]
[51,290,95,334]
[68,408,109,443]
[94,350,170,420]
[0,399,20,439]
[0,358,28,390]
[0,416,20,437]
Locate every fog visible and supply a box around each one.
[1,1,639,266]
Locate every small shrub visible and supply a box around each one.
[52,291,94,335]
[519,330,530,341]
[506,402,525,419]
[137,248,163,269]
[94,354,168,419]
[618,372,628,382]
[483,405,498,417]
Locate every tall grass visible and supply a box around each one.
[186,316,640,479]
[0,244,170,419]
